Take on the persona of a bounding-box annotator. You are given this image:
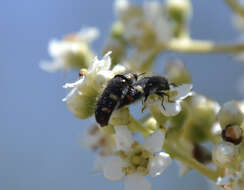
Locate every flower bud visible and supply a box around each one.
[213,142,239,168]
[66,88,99,119]
[63,41,94,69]
[41,28,98,72]
[164,59,192,85]
[182,94,220,143]
[111,22,124,39]
[166,0,192,24]
[143,116,159,131]
[217,101,244,128]
[103,38,126,67]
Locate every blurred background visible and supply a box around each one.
[1,0,244,189]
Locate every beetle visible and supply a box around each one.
[117,75,171,110]
[95,72,138,127]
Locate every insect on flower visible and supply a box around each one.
[95,72,138,127]
[118,75,172,110]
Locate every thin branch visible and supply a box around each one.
[156,39,244,54]
[225,0,244,17]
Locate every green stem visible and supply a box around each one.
[156,38,244,54]
[163,141,220,181]
[225,0,244,17]
[129,115,152,136]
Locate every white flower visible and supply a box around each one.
[124,173,151,190]
[40,27,99,72]
[114,125,134,152]
[148,152,172,178]
[115,0,130,17]
[115,0,172,45]
[76,27,99,44]
[102,126,172,190]
[62,77,84,102]
[62,51,116,102]
[159,84,193,116]
[217,100,244,128]
[93,154,107,173]
[81,124,103,151]
[103,155,127,181]
[166,0,192,22]
[144,1,172,43]
[62,51,126,119]
[80,124,116,173]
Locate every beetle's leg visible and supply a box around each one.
[161,96,166,110]
[143,91,149,103]
[156,91,175,103]
[140,91,149,112]
[140,103,146,112]
[155,92,167,110]
[140,97,147,112]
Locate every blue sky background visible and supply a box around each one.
[1,0,244,190]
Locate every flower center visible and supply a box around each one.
[120,141,153,176]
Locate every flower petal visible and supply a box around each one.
[144,130,165,153]
[149,152,172,178]
[115,0,130,17]
[171,84,193,101]
[63,77,84,89]
[95,70,114,87]
[144,1,172,43]
[88,51,112,73]
[112,64,127,75]
[77,27,99,44]
[100,51,112,71]
[103,155,126,181]
[114,125,134,152]
[159,101,181,116]
[93,154,106,173]
[124,173,151,190]
[39,60,65,72]
[62,87,80,102]
[80,126,102,150]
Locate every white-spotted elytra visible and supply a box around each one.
[95,72,138,127]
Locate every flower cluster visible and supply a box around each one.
[41,0,244,189]
[40,27,99,72]
[60,51,193,189]
[102,127,172,190]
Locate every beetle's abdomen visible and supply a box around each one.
[95,77,129,127]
